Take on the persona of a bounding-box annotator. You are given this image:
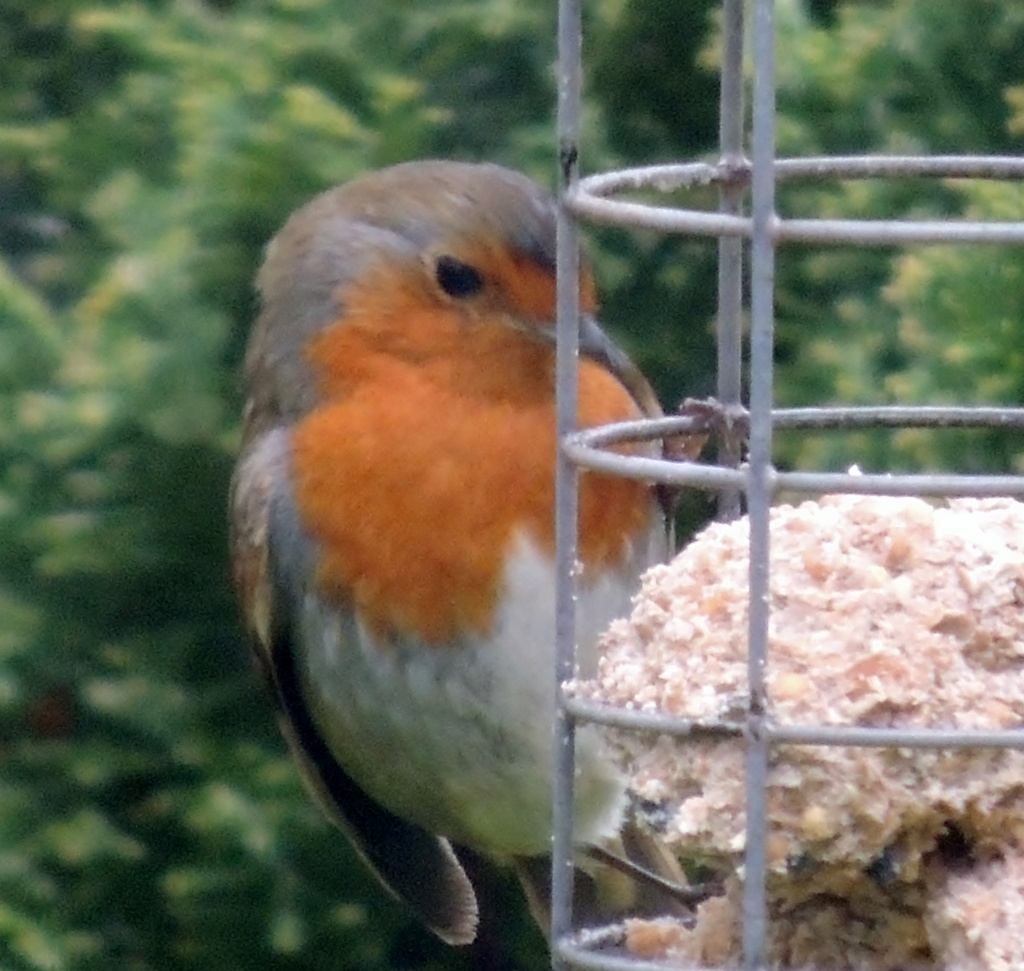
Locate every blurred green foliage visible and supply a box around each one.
[771,0,1024,475]
[1,0,1022,969]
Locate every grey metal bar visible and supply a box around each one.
[771,404,1024,429]
[775,469,1024,498]
[553,0,583,960]
[567,155,1024,244]
[774,154,1024,181]
[568,193,1024,245]
[770,724,1024,749]
[555,941,712,971]
[562,438,1024,497]
[568,192,1024,244]
[577,161,735,194]
[576,155,1024,199]
[716,0,746,519]
[744,0,776,966]
[567,406,1024,445]
[565,697,1024,750]
[564,696,744,739]
[561,404,1024,494]
[567,192,752,237]
[560,444,750,489]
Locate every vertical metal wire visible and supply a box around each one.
[716,0,746,521]
[552,0,583,959]
[743,0,776,966]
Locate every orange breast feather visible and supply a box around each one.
[289,288,651,646]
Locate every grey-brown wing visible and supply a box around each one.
[230,427,479,945]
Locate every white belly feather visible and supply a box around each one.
[298,528,659,856]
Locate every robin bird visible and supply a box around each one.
[230,160,677,946]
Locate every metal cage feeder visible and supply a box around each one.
[551,1,1024,969]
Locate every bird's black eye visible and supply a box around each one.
[435,255,484,299]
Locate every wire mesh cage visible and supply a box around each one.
[551,0,1024,969]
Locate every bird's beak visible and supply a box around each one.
[578,314,663,419]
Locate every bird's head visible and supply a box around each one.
[243,160,660,433]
